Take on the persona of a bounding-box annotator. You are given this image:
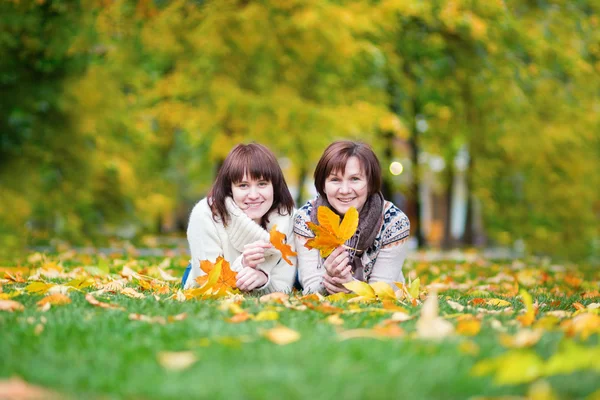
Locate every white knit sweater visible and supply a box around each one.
[183,197,296,293]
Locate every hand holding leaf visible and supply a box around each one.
[305,206,359,257]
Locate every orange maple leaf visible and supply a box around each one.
[194,256,237,291]
[304,206,359,257]
[269,225,297,266]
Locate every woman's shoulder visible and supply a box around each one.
[379,201,410,245]
[293,198,316,237]
[189,198,216,224]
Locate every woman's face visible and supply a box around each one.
[324,156,369,215]
[231,174,274,224]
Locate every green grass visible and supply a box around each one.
[1,256,599,399]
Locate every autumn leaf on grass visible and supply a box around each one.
[264,326,301,345]
[471,349,544,385]
[194,256,237,293]
[499,329,543,348]
[305,206,358,257]
[157,351,198,371]
[416,291,454,340]
[0,377,60,400]
[269,225,297,265]
[517,289,536,326]
[456,317,482,336]
[0,299,24,312]
[343,280,376,299]
[85,294,124,310]
[37,294,71,308]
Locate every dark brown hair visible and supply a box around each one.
[208,143,294,227]
[313,141,382,198]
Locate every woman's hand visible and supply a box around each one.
[236,267,268,291]
[322,273,352,294]
[242,240,272,268]
[323,246,350,277]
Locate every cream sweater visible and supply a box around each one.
[184,197,296,293]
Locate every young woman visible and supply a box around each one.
[182,143,296,293]
[294,141,410,294]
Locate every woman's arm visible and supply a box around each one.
[367,239,408,286]
[294,235,327,295]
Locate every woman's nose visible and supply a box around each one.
[339,181,351,193]
[248,186,260,198]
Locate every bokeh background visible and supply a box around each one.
[1,0,599,261]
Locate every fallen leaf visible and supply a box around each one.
[486,298,512,307]
[416,291,454,340]
[264,326,301,345]
[226,312,252,323]
[343,280,376,299]
[326,314,344,325]
[120,287,145,299]
[157,351,198,371]
[456,318,481,336]
[85,294,124,310]
[0,299,24,312]
[471,349,544,384]
[158,268,179,282]
[370,281,396,300]
[447,300,466,312]
[259,292,289,304]
[269,225,297,265]
[0,377,59,399]
[36,294,71,308]
[254,310,279,321]
[517,289,536,326]
[499,329,543,348]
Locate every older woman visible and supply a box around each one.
[294,141,410,294]
[182,143,296,293]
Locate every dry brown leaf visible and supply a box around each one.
[264,326,301,345]
[120,287,145,299]
[85,294,124,310]
[157,351,198,371]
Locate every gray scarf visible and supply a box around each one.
[311,192,384,281]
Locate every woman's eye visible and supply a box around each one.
[258,181,268,187]
[239,184,248,188]
[352,177,361,181]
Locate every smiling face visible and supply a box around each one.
[231,173,274,224]
[324,156,369,215]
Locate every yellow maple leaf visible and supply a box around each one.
[304,206,359,257]
[343,280,376,299]
[269,225,297,266]
[194,256,237,292]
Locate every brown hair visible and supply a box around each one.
[208,143,294,227]
[313,141,382,198]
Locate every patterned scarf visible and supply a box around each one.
[311,192,384,281]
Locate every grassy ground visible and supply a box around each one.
[1,254,599,399]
